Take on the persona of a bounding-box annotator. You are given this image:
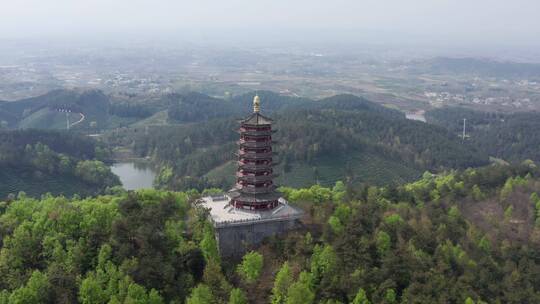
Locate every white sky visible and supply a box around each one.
[1,0,539,46]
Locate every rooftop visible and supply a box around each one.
[241,112,273,125]
[198,195,303,228]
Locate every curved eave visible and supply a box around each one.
[237,140,277,148]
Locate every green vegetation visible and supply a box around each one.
[1,163,540,303]
[106,93,487,190]
[427,107,540,162]
[0,130,118,198]
[236,251,264,284]
[6,89,540,194]
[0,89,110,130]
[0,189,203,303]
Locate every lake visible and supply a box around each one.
[110,161,157,190]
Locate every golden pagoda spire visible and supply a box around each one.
[253,94,261,113]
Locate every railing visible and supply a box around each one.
[213,210,303,228]
[236,185,277,193]
[237,162,274,169]
[236,151,274,159]
[236,175,276,182]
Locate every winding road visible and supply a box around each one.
[70,112,85,128]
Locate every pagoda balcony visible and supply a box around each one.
[236,151,276,159]
[236,174,278,182]
[237,168,273,175]
[235,184,277,194]
[240,147,272,153]
[237,162,275,170]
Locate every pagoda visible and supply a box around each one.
[198,94,303,256]
[228,95,281,210]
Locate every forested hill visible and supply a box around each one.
[105,93,489,190]
[426,107,540,162]
[1,163,540,303]
[0,89,109,130]
[0,130,119,198]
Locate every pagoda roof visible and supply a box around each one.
[240,113,273,125]
[228,189,282,203]
[237,140,276,148]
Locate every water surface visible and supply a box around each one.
[110,161,156,190]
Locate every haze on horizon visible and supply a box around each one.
[2,0,540,50]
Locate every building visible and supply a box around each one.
[228,94,280,210]
[199,95,303,257]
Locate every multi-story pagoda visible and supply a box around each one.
[199,94,302,257]
[228,95,281,210]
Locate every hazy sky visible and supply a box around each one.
[2,0,539,47]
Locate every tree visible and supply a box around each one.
[8,271,50,304]
[472,185,484,201]
[237,251,263,284]
[200,224,220,264]
[228,288,247,304]
[383,289,397,304]
[311,245,338,284]
[148,290,164,304]
[286,272,314,304]
[500,178,514,200]
[376,231,391,256]
[332,181,346,202]
[352,288,371,304]
[504,205,513,220]
[79,275,108,304]
[187,284,214,304]
[203,260,231,302]
[478,236,491,253]
[271,262,293,304]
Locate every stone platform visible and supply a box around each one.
[198,195,303,256]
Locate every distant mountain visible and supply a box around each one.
[412,57,540,78]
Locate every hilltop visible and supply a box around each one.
[0,164,539,303]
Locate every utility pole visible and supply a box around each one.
[462,118,466,142]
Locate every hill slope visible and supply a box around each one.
[426,107,540,162]
[104,93,489,190]
[0,89,109,130]
[1,164,540,303]
[0,129,119,198]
